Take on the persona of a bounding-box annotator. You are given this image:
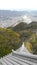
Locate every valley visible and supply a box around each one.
[0,10,37,58]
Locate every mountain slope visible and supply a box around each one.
[8,21,37,32]
[0,28,21,57]
[13,22,28,31]
[27,21,37,30]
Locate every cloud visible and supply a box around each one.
[0,0,37,10]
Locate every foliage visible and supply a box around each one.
[0,28,22,57]
[20,30,33,41]
[25,42,32,53]
[13,22,27,31]
[30,34,37,54]
[25,33,37,54]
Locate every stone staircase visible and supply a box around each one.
[0,43,37,65]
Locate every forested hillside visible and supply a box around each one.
[8,21,37,55]
[0,28,22,57]
[0,21,37,57]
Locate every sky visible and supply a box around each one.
[0,0,37,10]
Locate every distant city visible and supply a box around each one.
[0,10,37,28]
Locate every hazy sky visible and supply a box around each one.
[0,0,37,10]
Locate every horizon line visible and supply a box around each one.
[0,9,37,11]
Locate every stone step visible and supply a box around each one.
[2,58,13,65]
[7,55,28,65]
[4,57,20,65]
[10,54,37,65]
